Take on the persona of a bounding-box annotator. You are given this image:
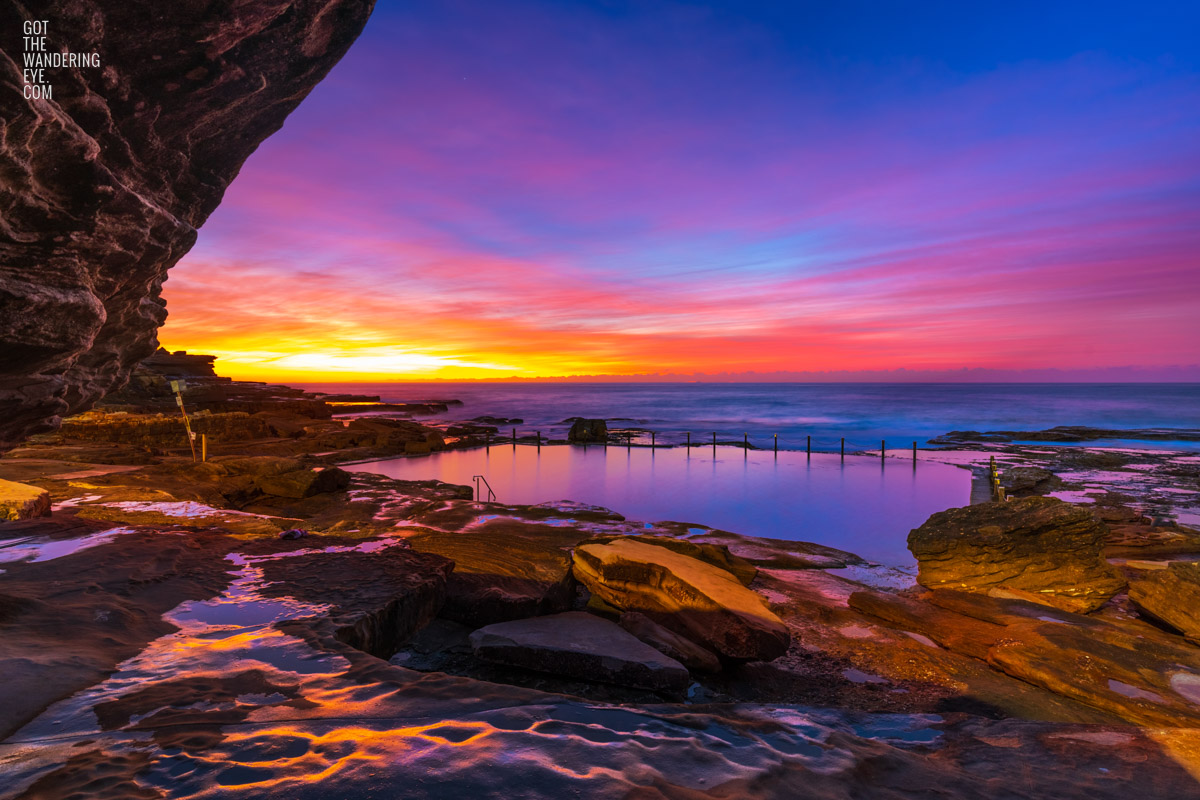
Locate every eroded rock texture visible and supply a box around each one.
[907,497,1126,613]
[1129,561,1200,644]
[0,0,375,452]
[573,538,791,662]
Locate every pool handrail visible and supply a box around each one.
[472,474,497,503]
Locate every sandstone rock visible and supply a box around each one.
[572,539,790,662]
[987,618,1200,728]
[671,526,864,569]
[258,547,453,660]
[1129,561,1200,643]
[469,611,690,692]
[0,0,374,453]
[907,497,1125,613]
[583,534,757,585]
[848,590,1007,661]
[0,479,51,521]
[567,419,607,443]
[586,593,622,619]
[619,611,721,673]
[405,519,579,626]
[257,467,351,499]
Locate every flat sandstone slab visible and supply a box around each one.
[470,611,690,692]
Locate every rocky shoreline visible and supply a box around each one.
[1,360,1200,797]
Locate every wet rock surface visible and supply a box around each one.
[918,438,1200,541]
[1129,561,1200,643]
[257,546,452,659]
[2,386,1200,795]
[0,523,235,740]
[908,497,1126,612]
[470,611,691,692]
[0,1,375,452]
[2,457,1200,797]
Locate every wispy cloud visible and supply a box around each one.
[161,1,1200,380]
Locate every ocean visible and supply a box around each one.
[293,382,1200,452]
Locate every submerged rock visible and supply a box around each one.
[1129,561,1200,644]
[0,479,51,520]
[573,538,790,662]
[469,611,690,692]
[907,497,1126,613]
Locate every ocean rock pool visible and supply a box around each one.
[351,445,971,564]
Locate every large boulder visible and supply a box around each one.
[1129,562,1200,644]
[0,0,375,453]
[567,419,607,443]
[907,497,1125,613]
[572,538,789,662]
[0,479,51,521]
[469,611,690,692]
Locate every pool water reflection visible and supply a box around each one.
[351,445,971,564]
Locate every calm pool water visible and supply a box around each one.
[351,445,971,564]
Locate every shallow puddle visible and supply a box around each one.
[0,527,136,564]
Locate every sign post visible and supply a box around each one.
[170,380,198,463]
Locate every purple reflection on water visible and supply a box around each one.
[352,445,971,564]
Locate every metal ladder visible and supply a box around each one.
[472,474,496,503]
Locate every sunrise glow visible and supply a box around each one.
[159,1,1200,381]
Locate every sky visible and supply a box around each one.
[159,0,1200,381]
